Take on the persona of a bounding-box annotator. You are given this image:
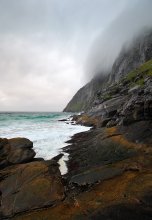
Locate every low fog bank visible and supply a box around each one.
[86,0,152,79]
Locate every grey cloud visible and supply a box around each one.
[0,35,82,111]
[86,0,152,78]
[0,0,150,111]
[0,0,126,34]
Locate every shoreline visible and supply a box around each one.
[58,117,92,175]
[0,113,152,219]
[0,112,91,176]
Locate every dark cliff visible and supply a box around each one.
[63,75,108,112]
[64,30,152,112]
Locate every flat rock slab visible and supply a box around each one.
[0,160,65,218]
[70,167,123,185]
[65,129,136,178]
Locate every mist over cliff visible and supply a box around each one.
[85,0,152,79]
[64,0,152,112]
[64,28,152,112]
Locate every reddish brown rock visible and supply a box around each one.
[0,138,36,169]
[0,160,65,218]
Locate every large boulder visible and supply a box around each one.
[0,138,36,169]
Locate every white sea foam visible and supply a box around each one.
[0,112,90,174]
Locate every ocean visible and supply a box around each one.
[0,112,90,174]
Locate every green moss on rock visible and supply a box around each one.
[126,59,152,82]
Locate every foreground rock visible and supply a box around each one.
[64,120,151,180]
[0,138,36,169]
[0,137,65,219]
[0,160,65,218]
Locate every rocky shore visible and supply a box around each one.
[0,76,152,219]
[0,30,152,219]
[63,120,152,220]
[0,114,151,219]
[0,138,65,219]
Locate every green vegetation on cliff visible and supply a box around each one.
[126,59,152,82]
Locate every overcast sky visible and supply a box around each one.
[0,0,151,111]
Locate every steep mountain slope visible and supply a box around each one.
[83,58,152,127]
[63,75,108,112]
[109,30,152,83]
[64,30,152,112]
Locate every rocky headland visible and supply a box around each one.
[0,30,152,219]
